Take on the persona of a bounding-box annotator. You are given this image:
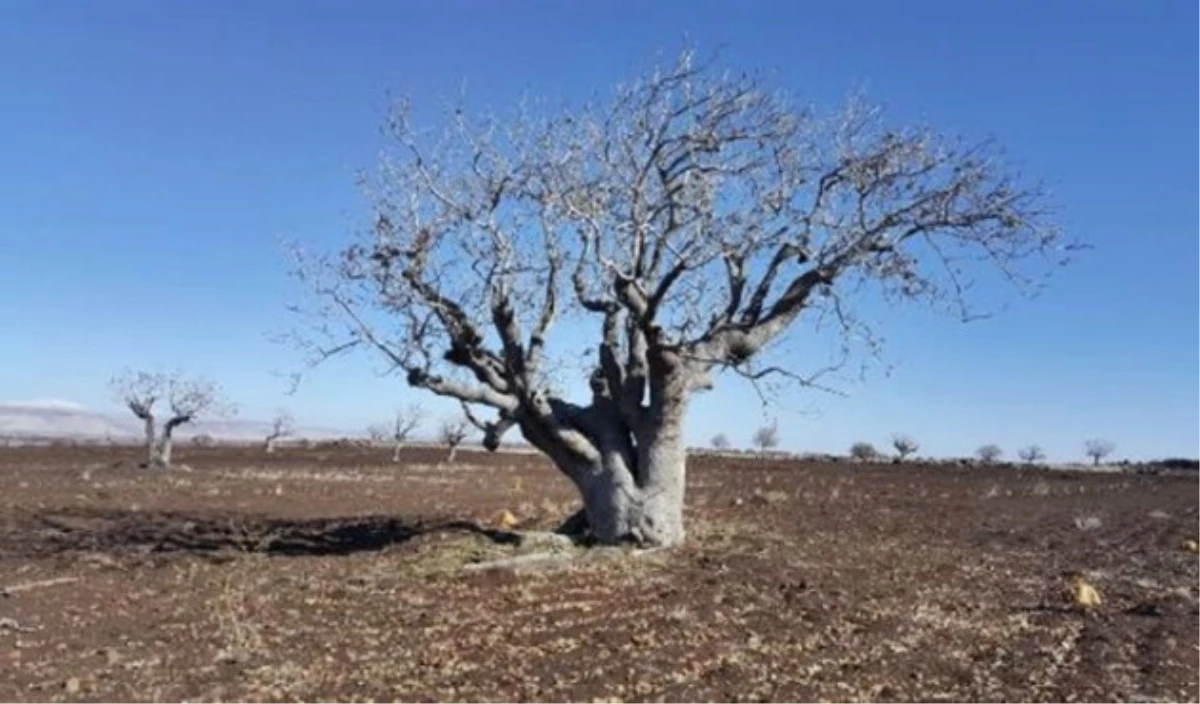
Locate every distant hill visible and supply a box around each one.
[0,400,347,442]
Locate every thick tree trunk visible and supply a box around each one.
[155,434,174,469]
[154,417,187,470]
[392,442,404,463]
[265,437,278,454]
[142,416,157,467]
[553,411,688,547]
[572,459,686,546]
[445,445,458,464]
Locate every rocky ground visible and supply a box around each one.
[0,444,1196,702]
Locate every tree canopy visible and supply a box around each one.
[286,48,1074,545]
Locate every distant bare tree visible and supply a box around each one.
[976,444,1003,464]
[192,433,215,448]
[110,370,233,469]
[752,423,780,453]
[1083,438,1115,466]
[264,409,295,453]
[891,434,919,462]
[285,48,1074,546]
[390,404,425,462]
[365,424,389,444]
[711,433,730,451]
[850,441,878,462]
[439,417,470,464]
[1017,444,1045,465]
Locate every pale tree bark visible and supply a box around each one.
[110,370,233,470]
[157,415,190,469]
[285,48,1075,546]
[138,412,156,466]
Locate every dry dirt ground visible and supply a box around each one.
[0,445,1196,703]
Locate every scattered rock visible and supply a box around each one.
[81,553,120,569]
[213,648,248,665]
[752,489,790,504]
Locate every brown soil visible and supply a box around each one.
[0,445,1196,702]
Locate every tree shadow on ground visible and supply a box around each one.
[5,508,521,559]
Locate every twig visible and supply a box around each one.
[0,576,81,596]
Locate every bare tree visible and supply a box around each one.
[1083,438,1115,467]
[365,423,389,444]
[710,433,730,451]
[110,370,233,470]
[752,423,780,453]
[850,441,878,462]
[286,48,1072,546]
[976,444,1003,465]
[390,404,425,462]
[1017,444,1045,465]
[264,409,295,453]
[891,434,919,462]
[439,417,470,464]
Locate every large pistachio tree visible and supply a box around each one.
[289,50,1072,546]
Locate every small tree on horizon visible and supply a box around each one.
[390,404,425,462]
[110,370,233,470]
[1083,438,1115,466]
[976,444,1003,465]
[711,433,730,451]
[264,409,295,454]
[366,423,389,444]
[439,417,470,464]
[752,423,780,453]
[850,441,878,462]
[1017,444,1045,465]
[891,434,919,462]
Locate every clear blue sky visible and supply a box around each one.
[1,0,1195,461]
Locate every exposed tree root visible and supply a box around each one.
[553,508,590,539]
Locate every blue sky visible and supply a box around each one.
[1,0,1195,461]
